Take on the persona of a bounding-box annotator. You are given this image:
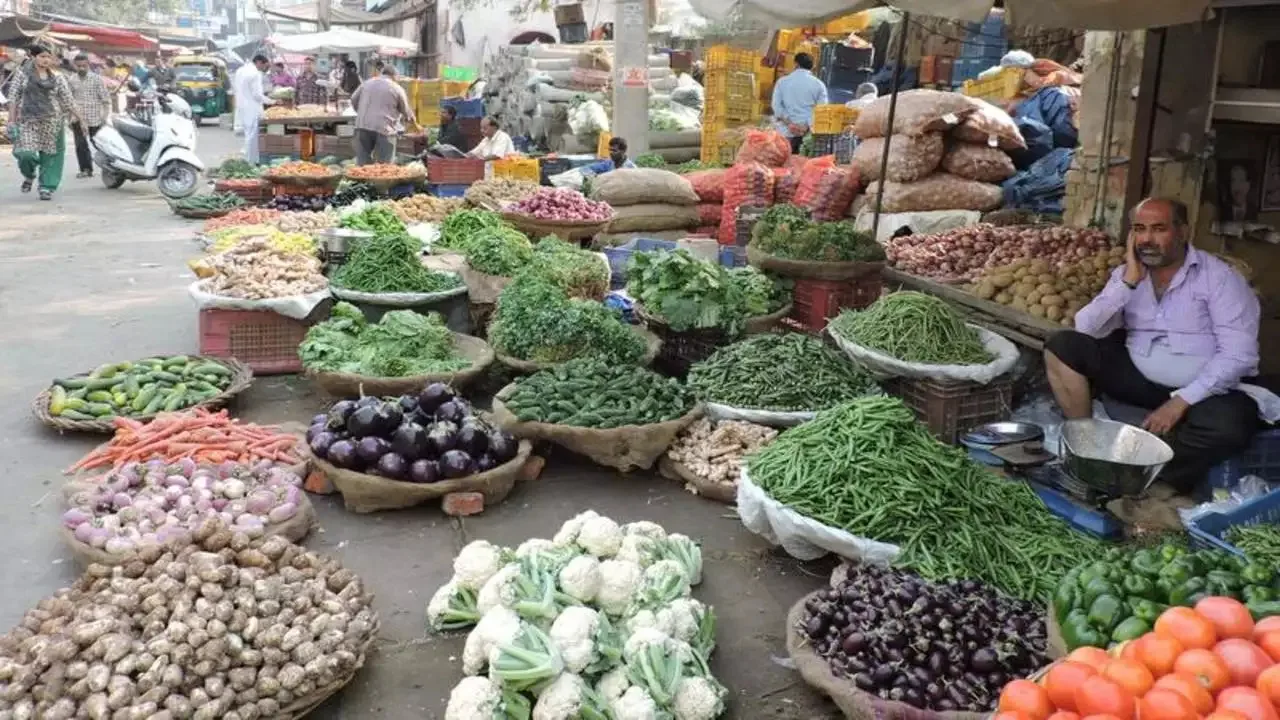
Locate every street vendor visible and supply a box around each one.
[1044,197,1279,494]
[268,60,296,89]
[582,136,636,176]
[436,105,470,152]
[467,116,516,160]
[350,65,417,165]
[294,56,326,106]
[771,52,828,155]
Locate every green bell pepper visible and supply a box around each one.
[1056,583,1081,621]
[1207,570,1243,593]
[1247,600,1280,621]
[1087,594,1127,634]
[1063,609,1108,651]
[1111,616,1152,643]
[1124,575,1158,601]
[1130,549,1163,578]
[1079,561,1113,588]
[1244,585,1275,604]
[1156,576,1176,600]
[1160,544,1185,563]
[1128,598,1167,624]
[1159,558,1198,586]
[1083,577,1121,608]
[1171,577,1209,607]
[1103,547,1126,563]
[1242,563,1275,586]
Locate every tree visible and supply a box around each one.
[448,0,549,21]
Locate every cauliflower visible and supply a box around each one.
[596,559,643,616]
[427,580,480,631]
[625,606,676,638]
[558,555,602,603]
[552,510,601,545]
[532,674,612,720]
[638,559,692,606]
[615,534,661,568]
[463,606,522,675]
[487,621,565,693]
[515,538,558,557]
[623,626,675,662]
[666,598,715,657]
[672,676,727,720]
[597,667,632,706]
[577,515,623,557]
[445,675,532,720]
[548,606,599,674]
[476,563,522,615]
[658,534,702,586]
[623,521,667,540]
[615,686,664,720]
[454,540,508,590]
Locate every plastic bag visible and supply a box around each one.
[829,321,1020,385]
[684,169,726,202]
[589,168,699,206]
[706,403,815,427]
[852,89,975,138]
[792,156,836,208]
[864,173,1004,213]
[568,100,610,135]
[718,162,775,244]
[806,166,861,222]
[549,168,586,190]
[953,97,1027,151]
[941,143,1017,183]
[187,281,330,320]
[850,133,945,183]
[1179,476,1277,525]
[736,129,792,167]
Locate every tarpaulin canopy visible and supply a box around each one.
[268,28,416,56]
[50,22,157,50]
[686,0,1213,31]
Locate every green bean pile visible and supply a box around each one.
[438,209,508,252]
[688,333,880,412]
[332,232,462,295]
[748,396,1101,600]
[1225,524,1280,567]
[830,291,993,365]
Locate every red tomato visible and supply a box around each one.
[1197,598,1257,640]
[1216,687,1280,720]
[1215,639,1275,687]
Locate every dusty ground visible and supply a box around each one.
[0,127,837,718]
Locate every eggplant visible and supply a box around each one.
[409,459,440,484]
[476,454,497,472]
[456,424,489,458]
[426,423,457,457]
[309,431,337,459]
[356,437,390,466]
[439,450,474,478]
[370,402,404,437]
[417,383,454,415]
[355,396,381,409]
[488,432,518,463]
[434,399,467,424]
[326,440,359,469]
[398,395,419,414]
[376,452,409,480]
[328,400,358,429]
[306,423,328,444]
[346,406,380,438]
[311,414,329,426]
[391,422,430,462]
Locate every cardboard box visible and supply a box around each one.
[553,3,584,25]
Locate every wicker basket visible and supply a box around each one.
[502,211,613,243]
[306,334,494,397]
[261,170,343,189]
[174,205,238,219]
[32,357,253,434]
[495,325,663,373]
[344,169,427,192]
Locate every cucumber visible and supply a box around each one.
[59,409,97,421]
[190,362,232,377]
[162,384,189,412]
[152,370,184,384]
[86,390,114,403]
[83,402,115,417]
[56,376,90,389]
[131,386,159,412]
[142,392,167,415]
[164,355,190,366]
[69,388,88,401]
[48,386,68,415]
[123,375,141,395]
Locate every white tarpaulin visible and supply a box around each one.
[685,0,1211,31]
[269,28,416,55]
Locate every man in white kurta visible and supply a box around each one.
[232,54,271,164]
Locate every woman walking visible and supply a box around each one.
[9,46,83,200]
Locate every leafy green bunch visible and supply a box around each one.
[633,152,668,168]
[298,302,469,377]
[522,236,609,300]
[752,203,885,262]
[489,276,646,365]
[466,226,534,277]
[625,250,786,335]
[438,208,508,253]
[338,204,406,237]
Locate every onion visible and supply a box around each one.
[267,503,298,524]
[73,522,95,543]
[176,457,197,477]
[88,527,110,548]
[191,476,211,492]
[164,486,184,504]
[245,491,275,516]
[212,499,228,511]
[104,536,134,555]
[217,461,239,478]
[111,493,133,510]
[194,498,213,513]
[223,479,247,499]
[62,508,91,528]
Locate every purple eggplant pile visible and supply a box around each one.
[267,194,334,212]
[306,383,520,484]
[799,564,1049,713]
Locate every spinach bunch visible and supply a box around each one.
[752,203,884,263]
[489,275,645,365]
[625,250,785,335]
[298,302,470,377]
[465,226,534,277]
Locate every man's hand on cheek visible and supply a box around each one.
[1142,395,1191,435]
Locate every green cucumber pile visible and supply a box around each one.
[688,332,880,412]
[175,193,246,212]
[47,356,236,421]
[503,358,695,428]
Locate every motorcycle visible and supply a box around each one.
[93,79,204,199]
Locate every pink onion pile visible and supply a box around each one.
[62,459,305,556]
[886,224,1113,283]
[508,187,612,222]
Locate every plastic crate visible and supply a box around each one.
[891,375,1014,444]
[650,322,734,377]
[812,104,854,134]
[444,80,472,98]
[718,245,747,267]
[493,157,540,183]
[441,97,485,119]
[539,157,573,185]
[1188,488,1280,557]
[430,183,469,198]
[962,66,1024,102]
[705,45,758,73]
[428,157,485,184]
[198,308,313,375]
[789,276,882,332]
[704,95,758,124]
[260,134,302,156]
[603,237,678,288]
[1206,427,1280,487]
[703,70,756,99]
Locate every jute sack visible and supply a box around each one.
[460,264,513,305]
[864,175,1003,213]
[589,168,700,206]
[607,204,701,233]
[746,240,884,282]
[851,134,945,183]
[657,455,736,504]
[941,144,1017,183]
[60,490,316,567]
[496,325,663,374]
[1046,601,1068,659]
[492,383,703,472]
[953,97,1027,151]
[310,439,531,513]
[853,90,976,138]
[307,333,495,397]
[787,589,991,720]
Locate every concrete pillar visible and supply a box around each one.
[612,0,650,154]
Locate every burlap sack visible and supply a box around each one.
[496,325,662,373]
[312,440,532,513]
[460,264,513,305]
[1046,601,1068,659]
[577,46,613,71]
[787,590,991,720]
[864,174,1003,213]
[607,204,701,233]
[940,144,1017,183]
[746,241,884,281]
[953,98,1027,151]
[307,333,494,397]
[60,493,317,567]
[853,90,976,138]
[492,383,703,472]
[588,168,700,206]
[851,134,945,183]
[657,455,736,504]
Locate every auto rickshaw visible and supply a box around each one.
[172,56,228,124]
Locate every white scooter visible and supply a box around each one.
[93,79,204,199]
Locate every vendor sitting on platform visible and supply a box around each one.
[1044,197,1275,495]
[582,136,636,176]
[436,106,470,152]
[468,116,516,160]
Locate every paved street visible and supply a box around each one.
[0,125,834,718]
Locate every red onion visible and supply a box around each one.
[267,503,298,524]
[73,522,95,543]
[62,508,90,528]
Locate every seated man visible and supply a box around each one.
[582,136,637,176]
[1044,197,1262,494]
[468,116,516,160]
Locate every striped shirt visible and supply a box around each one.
[66,70,112,128]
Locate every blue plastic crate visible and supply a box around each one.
[1207,427,1280,488]
[1188,488,1280,557]
[603,238,678,288]
[430,183,469,198]
[719,245,747,268]
[441,97,484,119]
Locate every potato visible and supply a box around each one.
[1026,290,1043,306]
[1028,303,1047,318]
[1061,289,1079,302]
[1013,267,1029,279]
[1035,282,1055,295]
[1042,294,1065,308]
[1029,259,1049,273]
[1010,297,1028,312]
[975,281,997,300]
[994,292,1013,304]
[1045,305,1063,321]
[1092,256,1109,270]
[1036,273,1056,284]
[991,273,1015,289]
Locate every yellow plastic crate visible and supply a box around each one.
[703,70,756,101]
[962,67,1024,102]
[776,29,800,53]
[444,80,471,98]
[700,125,747,164]
[705,94,758,124]
[493,157,540,183]
[597,132,612,158]
[812,104,854,134]
[821,11,870,35]
[705,45,758,73]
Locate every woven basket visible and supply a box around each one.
[502,211,612,242]
[274,620,380,720]
[32,357,253,434]
[262,170,343,189]
[174,205,239,219]
[495,325,663,373]
[306,334,494,397]
[345,170,427,191]
[746,241,885,281]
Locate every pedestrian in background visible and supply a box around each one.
[232,54,272,165]
[350,65,416,165]
[771,52,828,155]
[295,56,325,106]
[67,53,111,179]
[150,55,175,92]
[9,46,83,200]
[268,60,295,89]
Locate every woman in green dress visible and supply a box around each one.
[9,46,83,200]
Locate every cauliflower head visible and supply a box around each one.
[532,673,612,720]
[444,676,501,720]
[615,533,661,568]
[558,555,602,603]
[548,606,600,674]
[515,538,558,557]
[615,686,664,720]
[552,510,601,546]
[476,563,522,615]
[454,540,508,591]
[577,515,623,558]
[672,676,727,720]
[623,521,667,540]
[596,559,643,616]
[427,580,480,632]
[463,606,522,675]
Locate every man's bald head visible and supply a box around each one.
[1130,197,1190,269]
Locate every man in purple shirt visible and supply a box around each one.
[1044,197,1261,493]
